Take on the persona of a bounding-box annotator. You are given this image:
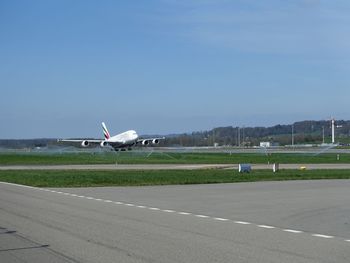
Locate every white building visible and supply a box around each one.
[260,142,271,147]
[259,142,279,147]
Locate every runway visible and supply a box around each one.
[1,180,350,262]
[1,163,350,170]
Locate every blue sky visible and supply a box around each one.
[1,0,349,138]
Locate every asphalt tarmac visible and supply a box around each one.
[1,180,350,262]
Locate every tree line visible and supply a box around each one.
[164,120,350,146]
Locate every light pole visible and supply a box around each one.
[242,126,245,147]
[322,126,325,144]
[331,118,335,144]
[237,127,240,147]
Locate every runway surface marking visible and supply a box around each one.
[283,229,304,234]
[312,234,334,239]
[234,221,251,225]
[257,225,275,229]
[1,181,349,245]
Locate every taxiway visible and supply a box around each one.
[1,180,349,262]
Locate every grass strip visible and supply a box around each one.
[0,169,350,187]
[1,152,350,165]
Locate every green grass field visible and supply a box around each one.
[1,169,350,187]
[0,151,349,165]
[1,152,349,187]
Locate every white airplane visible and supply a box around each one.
[58,122,165,151]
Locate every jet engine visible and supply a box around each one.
[100,141,108,147]
[81,140,89,147]
[142,140,149,145]
[152,139,159,144]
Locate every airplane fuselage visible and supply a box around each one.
[106,130,139,149]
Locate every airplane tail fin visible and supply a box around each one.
[102,122,111,140]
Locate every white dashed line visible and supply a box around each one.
[94,198,103,201]
[113,201,123,205]
[163,209,175,213]
[257,225,275,229]
[214,217,229,221]
[195,215,210,218]
[178,212,191,215]
[149,207,160,211]
[86,197,94,200]
[125,203,135,207]
[137,205,146,208]
[234,221,251,225]
[103,200,113,203]
[312,234,334,239]
[283,229,303,234]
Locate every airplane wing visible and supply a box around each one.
[136,137,165,145]
[57,139,103,143]
[57,139,104,147]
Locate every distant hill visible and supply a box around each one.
[165,120,350,147]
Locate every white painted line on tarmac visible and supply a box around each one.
[137,205,146,208]
[178,212,191,215]
[312,234,334,239]
[214,217,229,221]
[0,182,35,189]
[195,215,210,218]
[163,209,175,213]
[283,229,303,234]
[125,203,135,207]
[234,221,251,225]
[257,225,275,229]
[149,207,160,211]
